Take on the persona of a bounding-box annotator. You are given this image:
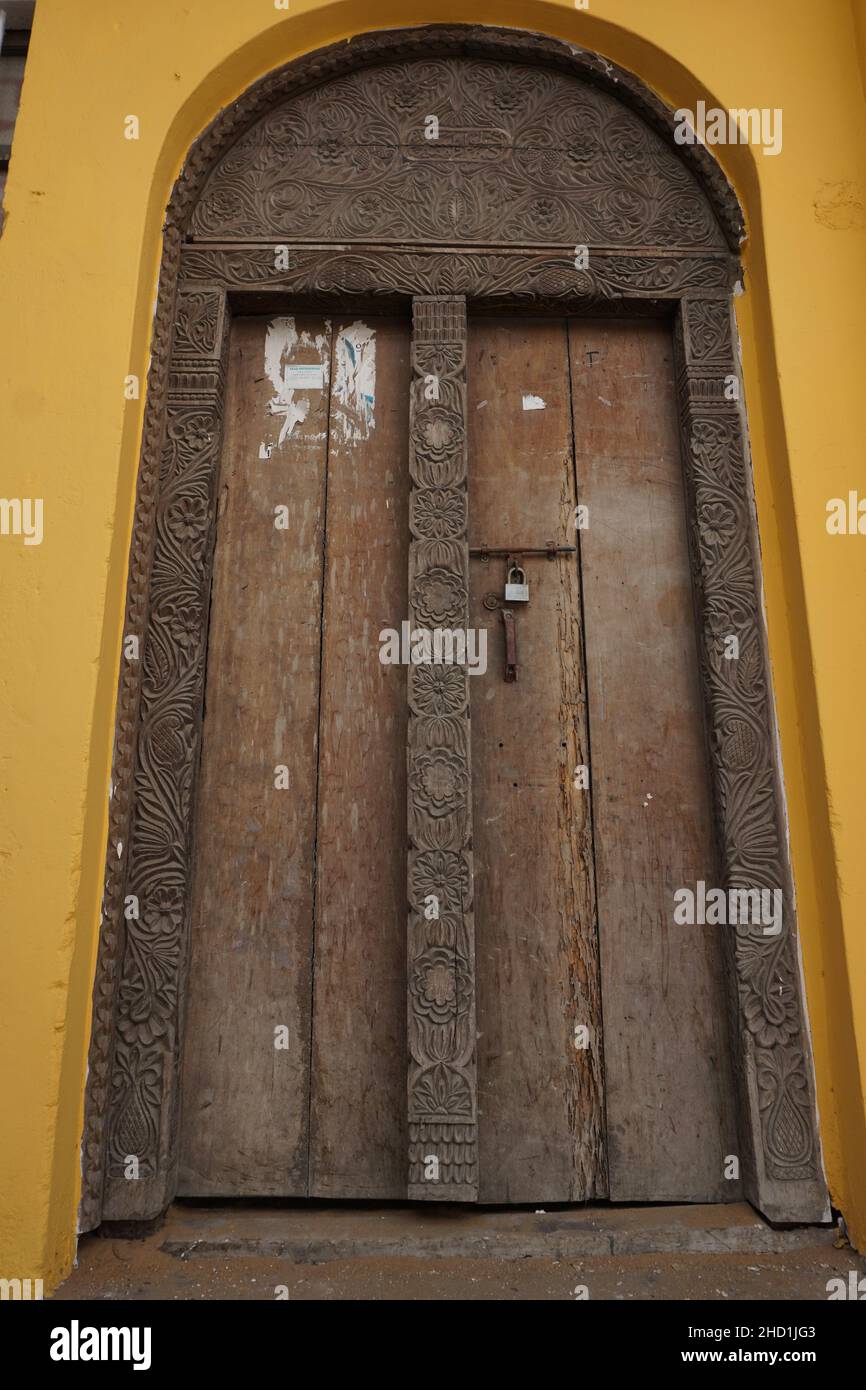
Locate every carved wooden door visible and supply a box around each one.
[178,306,739,1203]
[83,31,825,1232]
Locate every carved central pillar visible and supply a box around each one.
[406,296,478,1200]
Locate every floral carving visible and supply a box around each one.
[698,499,736,549]
[407,297,477,1196]
[411,1063,474,1117]
[192,57,727,250]
[410,486,466,539]
[413,408,462,459]
[409,749,470,820]
[677,302,823,1206]
[116,888,184,1047]
[409,850,471,914]
[411,566,467,626]
[409,662,467,717]
[410,947,472,1024]
[166,494,209,547]
[173,290,221,355]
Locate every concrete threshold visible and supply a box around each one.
[161,1201,835,1264]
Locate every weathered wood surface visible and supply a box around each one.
[568,318,739,1201]
[180,312,743,1206]
[179,315,331,1195]
[309,317,410,1197]
[468,316,605,1202]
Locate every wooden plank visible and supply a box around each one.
[467,316,605,1202]
[308,316,410,1197]
[406,296,478,1201]
[178,314,331,1196]
[568,318,739,1201]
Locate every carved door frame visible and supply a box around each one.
[80,24,827,1230]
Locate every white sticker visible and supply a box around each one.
[283,364,325,390]
[522,394,546,410]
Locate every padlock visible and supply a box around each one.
[504,564,529,602]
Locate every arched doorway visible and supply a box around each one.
[80,26,826,1229]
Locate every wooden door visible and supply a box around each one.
[467,315,738,1203]
[178,308,738,1204]
[178,312,410,1197]
[467,318,604,1202]
[567,320,739,1200]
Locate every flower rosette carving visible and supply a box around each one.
[409,661,468,718]
[408,850,472,915]
[410,486,466,540]
[657,193,718,246]
[336,186,408,240]
[698,498,737,551]
[191,181,262,238]
[410,407,465,487]
[411,565,467,627]
[409,747,469,821]
[410,945,472,1026]
[164,492,210,555]
[520,193,570,239]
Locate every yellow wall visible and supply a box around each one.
[1,0,865,1290]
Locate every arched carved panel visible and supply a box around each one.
[191,57,726,250]
[80,25,825,1233]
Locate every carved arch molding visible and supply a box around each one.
[80,25,827,1230]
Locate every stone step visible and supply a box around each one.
[159,1202,836,1264]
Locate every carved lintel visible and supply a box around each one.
[407,296,478,1201]
[179,243,737,304]
[674,297,827,1222]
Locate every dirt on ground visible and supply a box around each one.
[56,1230,865,1301]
